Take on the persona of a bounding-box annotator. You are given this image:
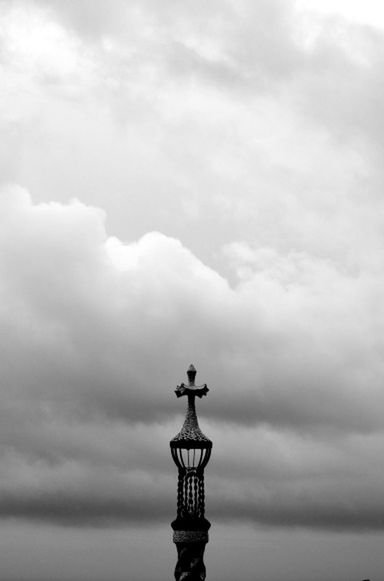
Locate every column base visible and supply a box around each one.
[173,538,208,581]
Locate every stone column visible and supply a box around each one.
[170,365,212,581]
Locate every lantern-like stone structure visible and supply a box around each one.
[170,364,212,581]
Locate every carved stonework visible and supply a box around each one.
[173,531,209,543]
[170,365,212,581]
[174,541,207,581]
[171,392,211,445]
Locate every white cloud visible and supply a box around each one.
[296,0,384,30]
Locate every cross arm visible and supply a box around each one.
[175,383,209,398]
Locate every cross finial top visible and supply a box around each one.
[175,365,209,399]
[187,364,196,386]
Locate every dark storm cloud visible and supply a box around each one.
[2,486,384,532]
[2,430,384,532]
[212,498,384,532]
[0,485,171,527]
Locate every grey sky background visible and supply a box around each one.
[1,1,384,580]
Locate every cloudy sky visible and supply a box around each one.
[1,0,384,579]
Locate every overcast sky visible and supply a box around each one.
[1,1,384,580]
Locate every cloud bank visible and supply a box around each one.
[0,189,383,531]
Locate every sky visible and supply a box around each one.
[1,0,384,580]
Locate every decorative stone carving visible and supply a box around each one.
[174,541,207,581]
[170,365,212,581]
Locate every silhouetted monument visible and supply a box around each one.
[170,364,212,581]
